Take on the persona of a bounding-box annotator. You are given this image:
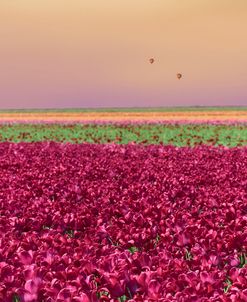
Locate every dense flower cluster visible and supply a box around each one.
[0,142,246,301]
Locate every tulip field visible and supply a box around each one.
[0,111,247,301]
[0,123,247,146]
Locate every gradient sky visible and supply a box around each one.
[0,0,246,109]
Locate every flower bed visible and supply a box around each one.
[1,120,247,125]
[0,142,246,301]
[0,124,246,146]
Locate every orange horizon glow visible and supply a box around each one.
[0,0,246,108]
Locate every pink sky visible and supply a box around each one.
[0,0,246,109]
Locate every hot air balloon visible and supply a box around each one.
[149,58,155,64]
[177,73,182,80]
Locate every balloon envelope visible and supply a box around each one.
[177,73,182,79]
[149,58,155,64]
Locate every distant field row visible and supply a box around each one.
[0,124,246,146]
[0,106,247,113]
[0,110,247,123]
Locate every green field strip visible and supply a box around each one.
[0,124,246,147]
